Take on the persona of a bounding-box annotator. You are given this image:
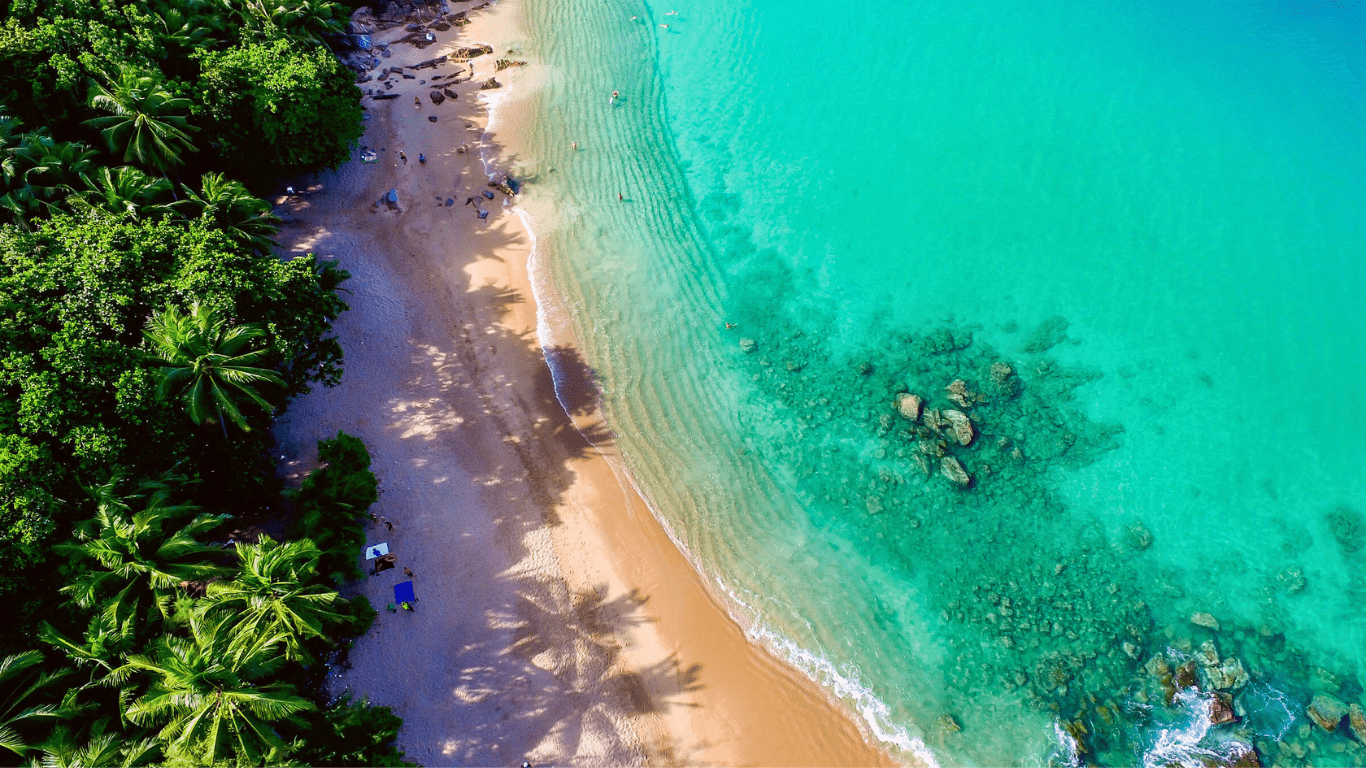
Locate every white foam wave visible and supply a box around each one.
[714,582,940,768]
[1140,689,1227,768]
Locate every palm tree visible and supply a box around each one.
[151,0,229,54]
[179,172,281,252]
[114,611,314,765]
[68,165,177,220]
[55,476,230,628]
[27,720,159,768]
[203,534,343,661]
[38,612,138,689]
[0,651,77,760]
[0,134,98,224]
[0,113,22,186]
[277,0,348,46]
[83,68,197,173]
[143,302,284,432]
[311,254,352,295]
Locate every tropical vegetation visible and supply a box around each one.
[0,0,409,764]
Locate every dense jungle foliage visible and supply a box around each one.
[0,0,409,764]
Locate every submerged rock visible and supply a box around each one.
[1205,657,1249,691]
[923,409,944,431]
[1025,315,1070,353]
[1196,640,1220,668]
[938,714,962,734]
[1349,703,1366,742]
[1308,692,1349,731]
[739,338,757,353]
[1126,522,1153,550]
[941,409,975,446]
[1277,566,1307,593]
[940,456,971,487]
[946,379,973,408]
[1190,612,1221,631]
[895,393,923,421]
[1145,655,1171,679]
[990,361,1014,383]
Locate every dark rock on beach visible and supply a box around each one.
[453,44,495,59]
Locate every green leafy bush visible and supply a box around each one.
[290,431,379,585]
[288,691,414,767]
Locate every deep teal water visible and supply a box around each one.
[511,0,1366,763]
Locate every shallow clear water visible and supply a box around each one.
[509,0,1366,763]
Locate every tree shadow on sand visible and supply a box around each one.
[271,115,712,766]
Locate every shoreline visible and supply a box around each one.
[273,1,895,765]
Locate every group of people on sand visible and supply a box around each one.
[371,515,419,612]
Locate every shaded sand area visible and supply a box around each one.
[272,1,893,765]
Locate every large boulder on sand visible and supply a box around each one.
[940,456,971,487]
[895,393,922,421]
[1308,692,1349,731]
[941,409,975,446]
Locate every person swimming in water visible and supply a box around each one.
[610,90,619,105]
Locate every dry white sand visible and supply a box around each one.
[273,2,893,765]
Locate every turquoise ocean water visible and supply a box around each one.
[504,0,1366,763]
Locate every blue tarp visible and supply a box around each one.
[394,581,415,604]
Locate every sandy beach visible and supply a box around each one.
[272,2,893,765]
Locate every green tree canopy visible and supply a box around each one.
[0,212,346,595]
[194,37,363,178]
